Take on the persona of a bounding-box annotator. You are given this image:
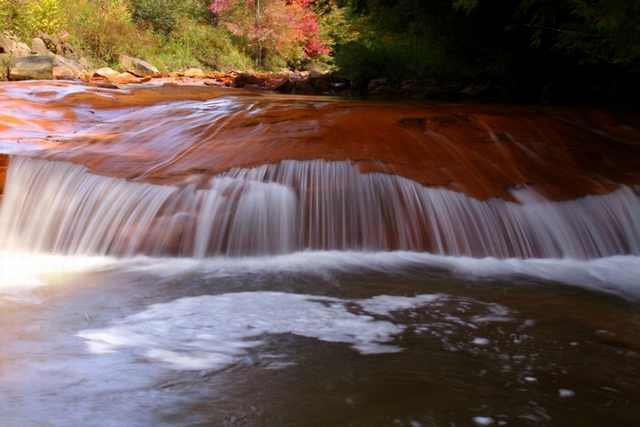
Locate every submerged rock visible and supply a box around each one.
[8,55,54,80]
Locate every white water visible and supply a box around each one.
[3,251,640,303]
[1,156,639,259]
[77,291,513,370]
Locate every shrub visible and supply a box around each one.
[62,0,158,65]
[22,0,65,36]
[0,0,20,32]
[149,18,252,71]
[130,0,212,34]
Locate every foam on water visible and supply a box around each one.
[2,251,640,303]
[0,251,115,303]
[115,251,640,299]
[77,292,414,369]
[77,291,516,370]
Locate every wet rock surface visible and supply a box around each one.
[1,81,638,201]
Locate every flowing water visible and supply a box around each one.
[2,156,639,258]
[1,82,640,427]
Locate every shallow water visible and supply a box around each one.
[1,252,639,427]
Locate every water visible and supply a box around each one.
[2,156,639,258]
[1,252,639,426]
[2,82,640,426]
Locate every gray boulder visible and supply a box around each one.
[53,55,83,80]
[31,37,52,56]
[0,33,31,58]
[0,53,10,80]
[8,55,54,80]
[120,55,158,77]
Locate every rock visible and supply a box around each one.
[368,78,394,97]
[309,69,324,79]
[0,33,31,58]
[52,55,83,80]
[183,68,205,78]
[460,82,491,98]
[94,67,120,79]
[233,72,262,88]
[93,67,149,84]
[31,37,52,56]
[110,72,149,85]
[274,77,294,93]
[37,32,76,57]
[78,57,91,69]
[8,55,54,80]
[36,33,61,54]
[308,74,331,93]
[0,53,10,80]
[120,55,159,77]
[78,69,93,82]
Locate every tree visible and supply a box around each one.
[209,0,329,67]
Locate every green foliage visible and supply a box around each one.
[0,0,20,32]
[129,0,210,34]
[148,19,252,71]
[61,0,153,64]
[334,30,461,85]
[519,0,640,65]
[1,0,66,38]
[333,1,473,83]
[130,0,179,34]
[23,0,65,36]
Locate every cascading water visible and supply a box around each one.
[1,155,638,259]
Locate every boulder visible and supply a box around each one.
[93,67,149,84]
[52,55,83,80]
[31,37,52,56]
[183,67,205,78]
[94,67,120,79]
[233,72,262,88]
[110,72,150,85]
[8,55,54,80]
[36,33,76,57]
[367,78,393,97]
[0,33,31,58]
[0,53,10,80]
[308,69,324,79]
[120,55,159,77]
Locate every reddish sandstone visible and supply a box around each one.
[0,81,638,201]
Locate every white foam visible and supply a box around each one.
[0,251,115,303]
[114,251,640,299]
[78,292,451,370]
[472,337,490,346]
[3,250,640,304]
[558,389,575,398]
[473,416,495,426]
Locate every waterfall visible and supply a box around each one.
[1,156,638,258]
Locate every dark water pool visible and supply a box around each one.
[1,252,639,427]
